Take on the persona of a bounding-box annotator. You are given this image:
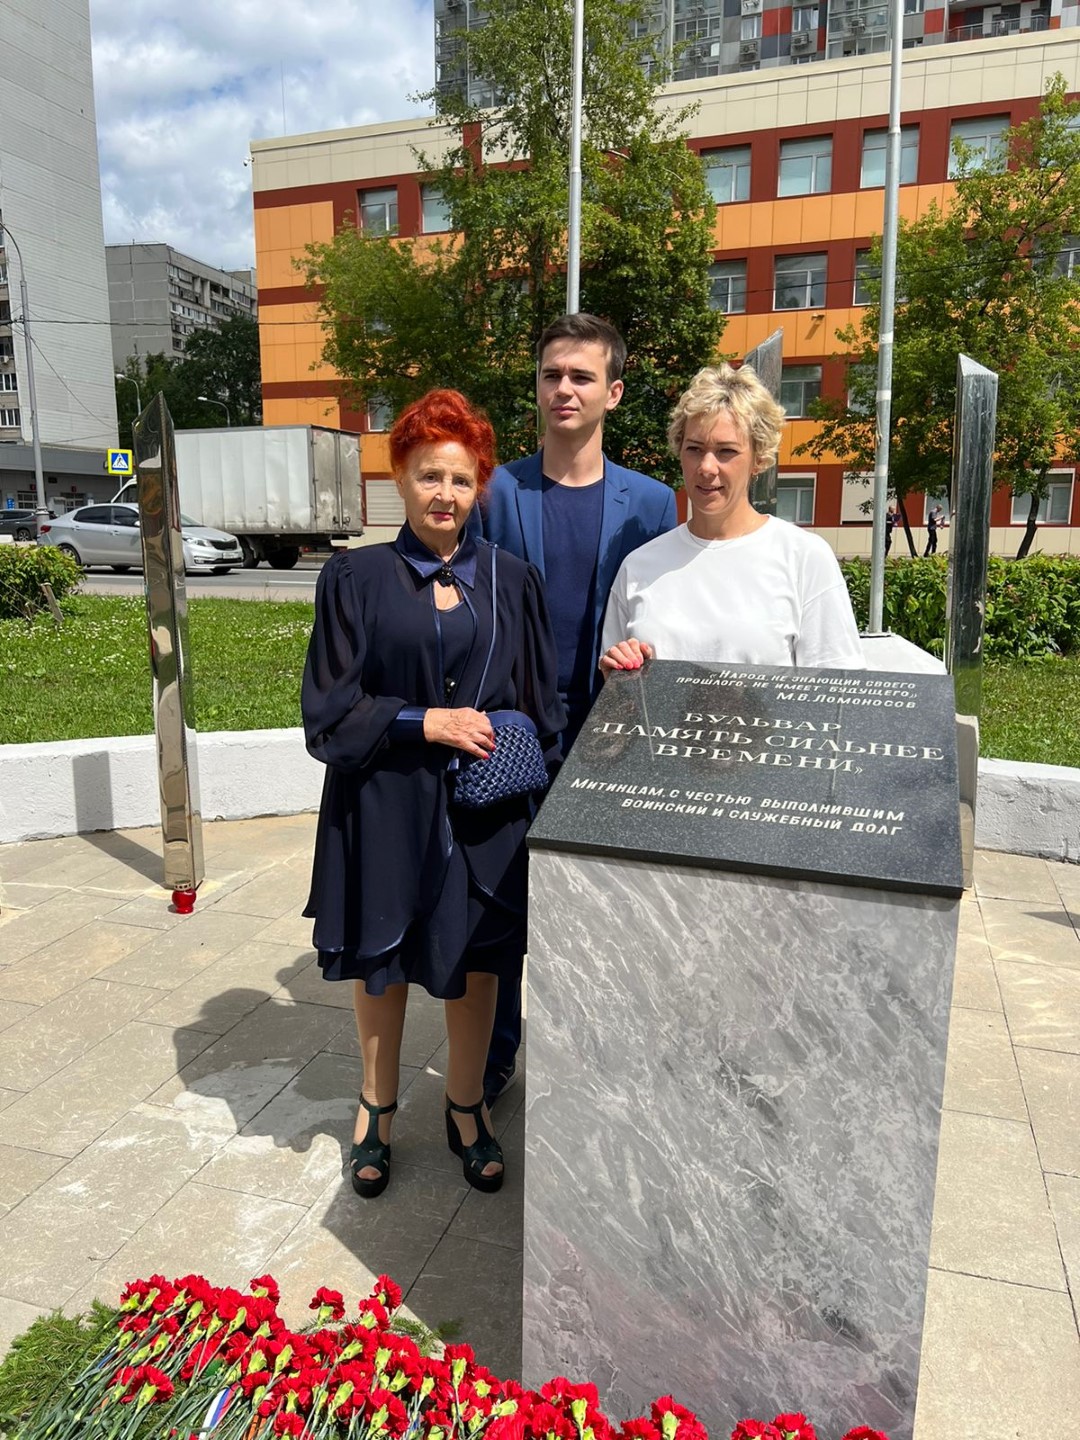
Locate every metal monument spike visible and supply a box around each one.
[946,355,997,716]
[743,329,783,515]
[946,354,997,888]
[132,393,204,908]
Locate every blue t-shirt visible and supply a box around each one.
[542,476,604,744]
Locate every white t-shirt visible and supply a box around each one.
[601,517,865,670]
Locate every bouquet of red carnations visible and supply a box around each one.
[7,1272,888,1440]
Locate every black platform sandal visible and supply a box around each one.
[349,1096,398,1199]
[445,1096,504,1194]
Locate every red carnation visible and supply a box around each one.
[250,1274,281,1305]
[444,1343,477,1365]
[841,1430,890,1440]
[309,1287,345,1321]
[774,1417,817,1440]
[372,1274,404,1310]
[731,1423,782,1440]
[652,1396,708,1440]
[114,1364,175,1405]
[621,1421,662,1440]
[273,1415,305,1437]
[356,1297,390,1329]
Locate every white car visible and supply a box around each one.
[37,503,244,574]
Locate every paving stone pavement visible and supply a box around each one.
[0,818,1078,1434]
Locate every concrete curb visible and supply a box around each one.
[976,755,1080,864]
[2,727,1078,862]
[1,729,324,844]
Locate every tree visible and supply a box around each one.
[798,78,1080,558]
[302,0,724,483]
[114,315,262,443]
[182,314,263,427]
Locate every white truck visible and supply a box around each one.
[114,424,363,569]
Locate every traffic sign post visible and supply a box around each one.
[106,448,134,477]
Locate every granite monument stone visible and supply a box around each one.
[524,659,961,1440]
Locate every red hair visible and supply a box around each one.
[388,389,497,492]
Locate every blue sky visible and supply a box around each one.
[89,0,435,273]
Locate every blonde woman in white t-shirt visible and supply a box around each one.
[599,363,864,676]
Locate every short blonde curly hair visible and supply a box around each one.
[667,363,785,469]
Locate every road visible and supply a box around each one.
[79,556,326,602]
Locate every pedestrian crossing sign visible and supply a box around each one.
[107,448,134,476]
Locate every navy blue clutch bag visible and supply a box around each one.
[452,708,550,809]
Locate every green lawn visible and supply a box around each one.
[0,595,1077,768]
[0,595,311,744]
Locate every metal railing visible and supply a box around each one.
[947,13,1048,41]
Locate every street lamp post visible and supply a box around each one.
[115,372,141,446]
[566,0,585,314]
[197,395,231,426]
[0,222,47,523]
[867,0,905,634]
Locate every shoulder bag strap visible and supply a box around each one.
[472,544,498,709]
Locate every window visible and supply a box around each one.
[0,408,19,428]
[0,372,16,392]
[366,395,393,432]
[703,146,751,205]
[1010,477,1073,525]
[0,338,12,360]
[853,250,879,305]
[777,477,815,525]
[948,117,1009,178]
[774,253,827,309]
[708,260,747,314]
[1054,236,1080,279]
[792,5,819,30]
[780,365,822,417]
[903,0,924,10]
[0,264,7,284]
[847,364,873,415]
[778,137,832,197]
[359,187,398,235]
[76,506,113,525]
[740,13,761,39]
[421,184,450,233]
[860,127,919,188]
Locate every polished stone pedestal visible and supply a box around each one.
[523,660,962,1440]
[524,854,957,1439]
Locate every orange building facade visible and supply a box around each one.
[252,30,1080,554]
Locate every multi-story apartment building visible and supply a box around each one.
[434,0,1061,102]
[0,0,118,511]
[106,244,257,369]
[251,28,1080,554]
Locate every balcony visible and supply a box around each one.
[947,12,1049,39]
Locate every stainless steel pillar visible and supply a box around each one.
[133,394,204,906]
[743,329,783,515]
[945,355,997,887]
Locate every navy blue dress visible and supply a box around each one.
[301,527,566,999]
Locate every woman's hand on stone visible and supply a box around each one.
[599,638,653,678]
[423,707,496,759]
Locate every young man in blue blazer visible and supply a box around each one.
[476,312,677,1104]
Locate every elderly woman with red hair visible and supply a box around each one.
[303,389,565,1200]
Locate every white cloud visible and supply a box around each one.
[90,0,435,271]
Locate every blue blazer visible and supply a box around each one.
[473,450,677,694]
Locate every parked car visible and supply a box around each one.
[36,503,243,573]
[0,508,52,541]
